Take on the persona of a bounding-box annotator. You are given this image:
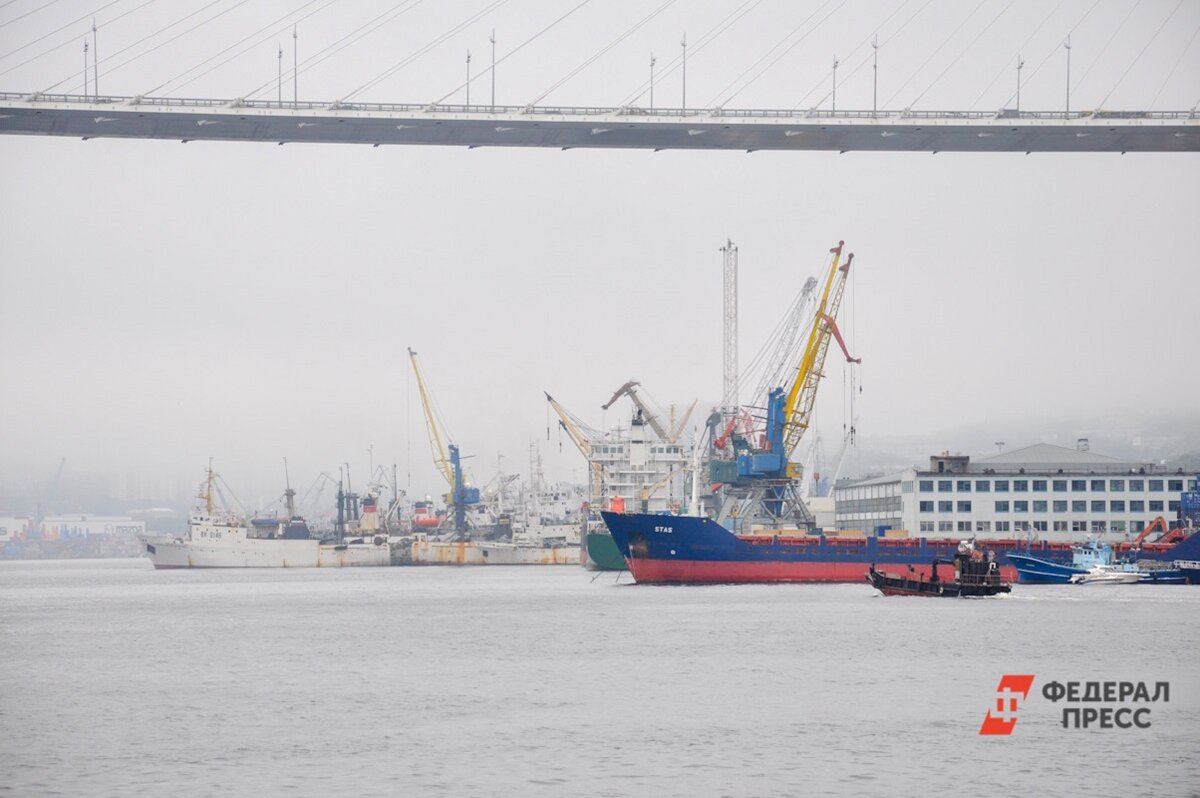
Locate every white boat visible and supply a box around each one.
[410,538,578,565]
[142,464,390,569]
[1068,566,1141,585]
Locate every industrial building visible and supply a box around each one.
[833,442,1198,543]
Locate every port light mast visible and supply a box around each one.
[721,240,738,425]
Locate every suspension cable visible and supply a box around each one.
[244,0,423,100]
[1,0,121,59]
[1149,18,1200,109]
[431,0,591,106]
[1013,0,1100,97]
[527,0,676,107]
[0,0,157,77]
[907,0,1017,109]
[792,0,923,111]
[1073,0,1145,96]
[341,0,509,104]
[1094,0,1185,110]
[0,0,62,30]
[617,0,764,108]
[40,0,228,93]
[883,0,988,109]
[147,0,334,97]
[968,0,1065,110]
[706,0,840,109]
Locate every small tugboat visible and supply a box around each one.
[867,541,1011,597]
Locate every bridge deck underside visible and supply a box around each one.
[1,104,1196,153]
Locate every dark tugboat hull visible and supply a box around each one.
[867,565,1011,598]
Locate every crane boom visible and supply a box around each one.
[408,347,454,488]
[668,399,698,443]
[781,243,859,459]
[546,391,605,501]
[602,380,670,441]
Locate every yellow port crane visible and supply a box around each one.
[545,391,605,501]
[408,347,478,531]
[780,241,860,460]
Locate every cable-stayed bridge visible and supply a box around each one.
[2,2,1198,153]
[1,92,1195,152]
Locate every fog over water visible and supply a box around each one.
[1,1,1197,509]
[1,561,1197,797]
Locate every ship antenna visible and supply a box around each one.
[283,457,295,519]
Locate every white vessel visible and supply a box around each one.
[1069,566,1141,585]
[142,464,390,569]
[410,538,578,565]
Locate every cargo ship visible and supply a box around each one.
[143,464,390,569]
[599,510,1200,585]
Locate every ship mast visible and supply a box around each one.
[198,458,215,515]
[283,457,295,519]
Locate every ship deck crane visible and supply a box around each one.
[408,348,479,533]
[602,381,670,441]
[638,467,686,513]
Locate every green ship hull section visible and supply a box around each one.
[585,530,626,571]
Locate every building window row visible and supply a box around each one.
[917,477,1185,493]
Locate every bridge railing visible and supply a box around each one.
[1,91,1195,121]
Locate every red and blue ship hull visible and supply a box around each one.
[599,511,1200,585]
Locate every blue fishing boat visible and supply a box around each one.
[1009,537,1188,584]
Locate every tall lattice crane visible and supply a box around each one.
[545,391,605,501]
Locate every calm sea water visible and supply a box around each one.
[1,559,1197,797]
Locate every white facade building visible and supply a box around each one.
[834,443,1197,543]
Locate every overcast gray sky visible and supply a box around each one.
[1,0,1198,507]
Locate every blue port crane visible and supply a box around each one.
[407,348,479,534]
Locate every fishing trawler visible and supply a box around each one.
[142,463,390,568]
